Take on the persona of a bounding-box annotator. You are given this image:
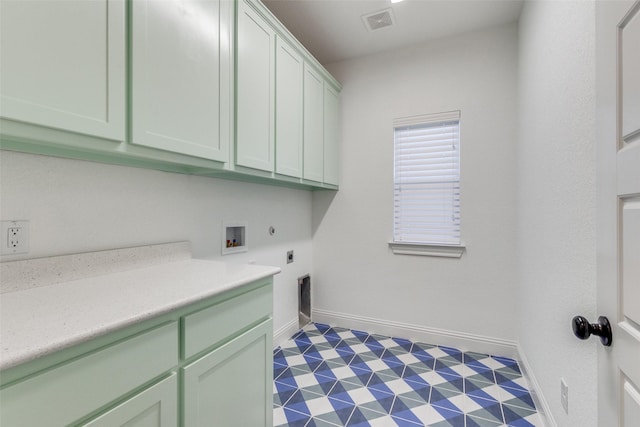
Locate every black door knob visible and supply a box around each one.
[572,315,612,346]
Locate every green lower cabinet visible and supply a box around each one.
[0,323,178,427]
[82,375,178,427]
[0,281,274,427]
[182,319,273,427]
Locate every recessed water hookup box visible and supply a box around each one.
[222,221,248,255]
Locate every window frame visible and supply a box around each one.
[389,111,465,258]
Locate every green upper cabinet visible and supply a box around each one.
[323,84,340,186]
[303,70,341,186]
[0,0,340,189]
[303,65,325,183]
[236,0,275,172]
[0,0,125,141]
[275,37,303,179]
[235,0,341,187]
[130,0,232,162]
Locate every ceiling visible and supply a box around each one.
[262,0,524,65]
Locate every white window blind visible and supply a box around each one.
[393,111,461,246]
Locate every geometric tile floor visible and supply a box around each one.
[274,323,541,427]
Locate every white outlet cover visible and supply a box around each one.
[560,378,569,414]
[1,220,30,255]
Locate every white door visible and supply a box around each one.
[596,1,640,425]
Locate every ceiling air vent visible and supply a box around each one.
[362,8,395,32]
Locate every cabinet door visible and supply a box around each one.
[131,0,232,162]
[0,0,125,140]
[275,38,303,178]
[0,323,177,427]
[323,84,340,186]
[182,320,273,427]
[82,375,177,427]
[236,0,275,172]
[303,65,324,182]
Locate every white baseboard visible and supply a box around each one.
[517,343,556,427]
[311,308,519,359]
[273,317,300,349]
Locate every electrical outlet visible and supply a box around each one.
[287,250,294,264]
[1,220,29,255]
[560,378,569,414]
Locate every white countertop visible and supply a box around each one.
[0,259,280,371]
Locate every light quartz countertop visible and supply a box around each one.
[0,258,280,371]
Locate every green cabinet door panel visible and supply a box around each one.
[0,0,125,140]
[323,84,340,186]
[131,0,232,161]
[236,0,275,172]
[303,65,324,183]
[182,283,272,359]
[275,37,304,178]
[82,375,178,427]
[0,322,178,427]
[182,320,273,427]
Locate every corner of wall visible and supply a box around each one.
[515,1,597,425]
[517,344,558,427]
[273,317,300,349]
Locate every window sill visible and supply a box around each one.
[388,242,465,258]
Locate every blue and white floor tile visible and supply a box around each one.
[273,323,541,427]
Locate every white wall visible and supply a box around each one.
[313,23,519,344]
[0,150,312,337]
[517,1,597,426]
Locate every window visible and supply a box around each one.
[390,111,464,258]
